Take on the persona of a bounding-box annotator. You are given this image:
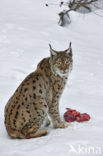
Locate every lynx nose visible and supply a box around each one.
[64,69,68,73]
[61,69,68,74]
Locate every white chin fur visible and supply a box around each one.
[55,70,68,78]
[55,63,73,78]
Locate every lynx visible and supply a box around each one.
[4,43,73,139]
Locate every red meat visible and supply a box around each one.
[76,113,90,122]
[64,108,90,123]
[64,108,80,122]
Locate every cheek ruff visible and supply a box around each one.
[55,62,73,78]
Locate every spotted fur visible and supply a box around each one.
[4,43,73,139]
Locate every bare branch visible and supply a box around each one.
[58,0,98,26]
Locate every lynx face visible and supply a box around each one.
[49,43,73,77]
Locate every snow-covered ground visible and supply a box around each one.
[0,0,103,155]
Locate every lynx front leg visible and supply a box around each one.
[48,99,68,129]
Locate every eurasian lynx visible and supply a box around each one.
[4,43,73,139]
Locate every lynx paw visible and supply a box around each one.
[54,121,68,128]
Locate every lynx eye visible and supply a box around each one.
[65,60,69,64]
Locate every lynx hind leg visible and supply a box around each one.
[6,127,25,139]
[26,128,48,139]
[24,118,49,139]
[22,118,49,139]
[7,126,48,139]
[25,118,49,139]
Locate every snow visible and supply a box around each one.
[0,0,103,155]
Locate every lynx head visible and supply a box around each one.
[49,42,73,77]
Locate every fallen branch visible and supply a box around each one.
[58,0,98,26]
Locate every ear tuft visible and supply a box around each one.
[69,42,72,48]
[49,44,52,49]
[49,44,57,56]
[66,42,72,57]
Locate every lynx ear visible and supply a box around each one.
[49,44,57,56]
[66,42,72,57]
